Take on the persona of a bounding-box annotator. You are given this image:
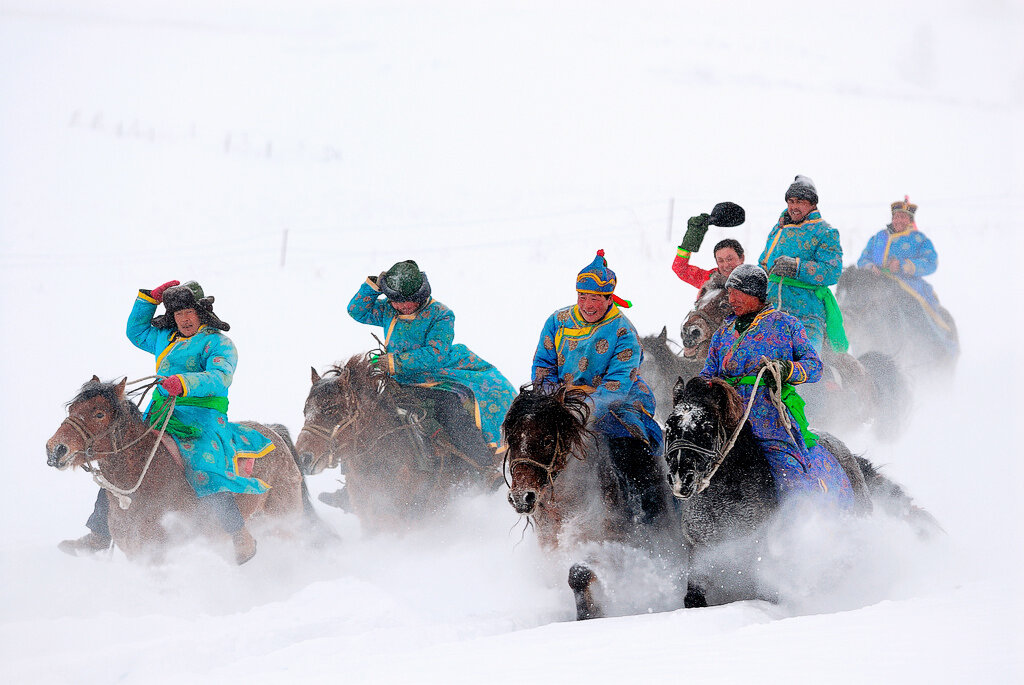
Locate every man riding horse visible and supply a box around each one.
[532,250,667,524]
[60,280,274,564]
[338,260,514,501]
[699,264,854,506]
[855,196,957,348]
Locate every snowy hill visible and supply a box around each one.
[1,1,1022,683]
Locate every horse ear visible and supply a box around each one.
[114,377,127,400]
[672,376,688,405]
[311,367,320,384]
[91,374,100,382]
[659,326,667,341]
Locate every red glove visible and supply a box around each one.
[161,375,184,396]
[151,280,180,303]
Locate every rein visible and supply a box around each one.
[674,359,788,495]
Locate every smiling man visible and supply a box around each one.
[758,175,845,353]
[531,250,666,523]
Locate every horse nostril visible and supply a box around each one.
[524,491,536,508]
[47,443,68,467]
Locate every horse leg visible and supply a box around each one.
[684,583,708,608]
[568,562,604,620]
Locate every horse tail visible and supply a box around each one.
[854,455,945,539]
[858,351,911,442]
[268,423,341,545]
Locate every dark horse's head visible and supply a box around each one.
[295,356,392,475]
[680,285,732,360]
[663,377,745,499]
[46,376,140,470]
[503,383,591,516]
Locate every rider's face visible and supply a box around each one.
[390,300,421,315]
[727,288,764,317]
[891,212,913,231]
[173,308,201,337]
[577,292,613,323]
[786,198,815,223]
[714,248,743,277]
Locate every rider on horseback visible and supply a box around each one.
[856,196,955,335]
[345,259,515,475]
[759,175,847,354]
[532,250,667,524]
[673,215,745,298]
[699,264,854,507]
[61,280,272,564]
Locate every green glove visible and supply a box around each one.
[678,213,711,253]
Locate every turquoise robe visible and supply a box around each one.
[759,209,843,351]
[127,293,273,497]
[347,280,515,447]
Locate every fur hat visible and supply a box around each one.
[785,174,819,205]
[891,195,918,217]
[152,281,230,332]
[379,260,431,304]
[725,264,768,301]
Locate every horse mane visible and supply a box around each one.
[681,377,745,431]
[68,379,143,425]
[504,383,592,462]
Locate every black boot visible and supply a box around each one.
[318,486,351,511]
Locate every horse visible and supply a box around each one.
[836,266,959,376]
[294,355,500,534]
[45,377,315,562]
[504,383,687,620]
[645,282,911,441]
[664,375,941,607]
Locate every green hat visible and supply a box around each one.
[380,260,431,303]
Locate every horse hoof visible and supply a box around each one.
[568,562,595,592]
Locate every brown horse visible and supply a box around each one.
[294,355,500,534]
[45,377,309,562]
[504,383,687,620]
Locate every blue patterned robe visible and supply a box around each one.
[127,293,273,498]
[857,226,940,308]
[759,210,843,351]
[532,304,662,452]
[699,305,853,507]
[347,280,515,447]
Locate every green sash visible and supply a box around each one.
[768,274,849,353]
[728,375,818,449]
[148,393,230,440]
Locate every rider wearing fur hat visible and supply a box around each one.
[347,260,516,472]
[60,280,270,564]
[531,250,666,523]
[759,175,846,353]
[856,196,954,341]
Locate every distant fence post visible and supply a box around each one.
[666,197,675,241]
[280,229,289,268]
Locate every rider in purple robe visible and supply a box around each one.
[699,264,853,507]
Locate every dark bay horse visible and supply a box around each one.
[45,377,310,562]
[645,282,911,441]
[837,266,959,375]
[295,356,500,534]
[504,383,687,620]
[664,376,941,606]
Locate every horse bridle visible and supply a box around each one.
[505,432,572,491]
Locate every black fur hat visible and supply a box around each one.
[151,281,230,332]
[379,260,431,304]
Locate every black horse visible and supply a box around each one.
[504,383,687,620]
[664,376,940,607]
[837,266,959,376]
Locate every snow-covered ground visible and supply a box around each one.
[1,1,1022,683]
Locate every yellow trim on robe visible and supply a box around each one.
[138,291,159,304]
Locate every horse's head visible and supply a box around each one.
[296,361,359,475]
[503,383,591,516]
[47,376,133,470]
[663,376,744,499]
[680,286,731,359]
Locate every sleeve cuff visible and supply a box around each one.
[365,277,381,292]
[676,248,692,258]
[138,291,159,304]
